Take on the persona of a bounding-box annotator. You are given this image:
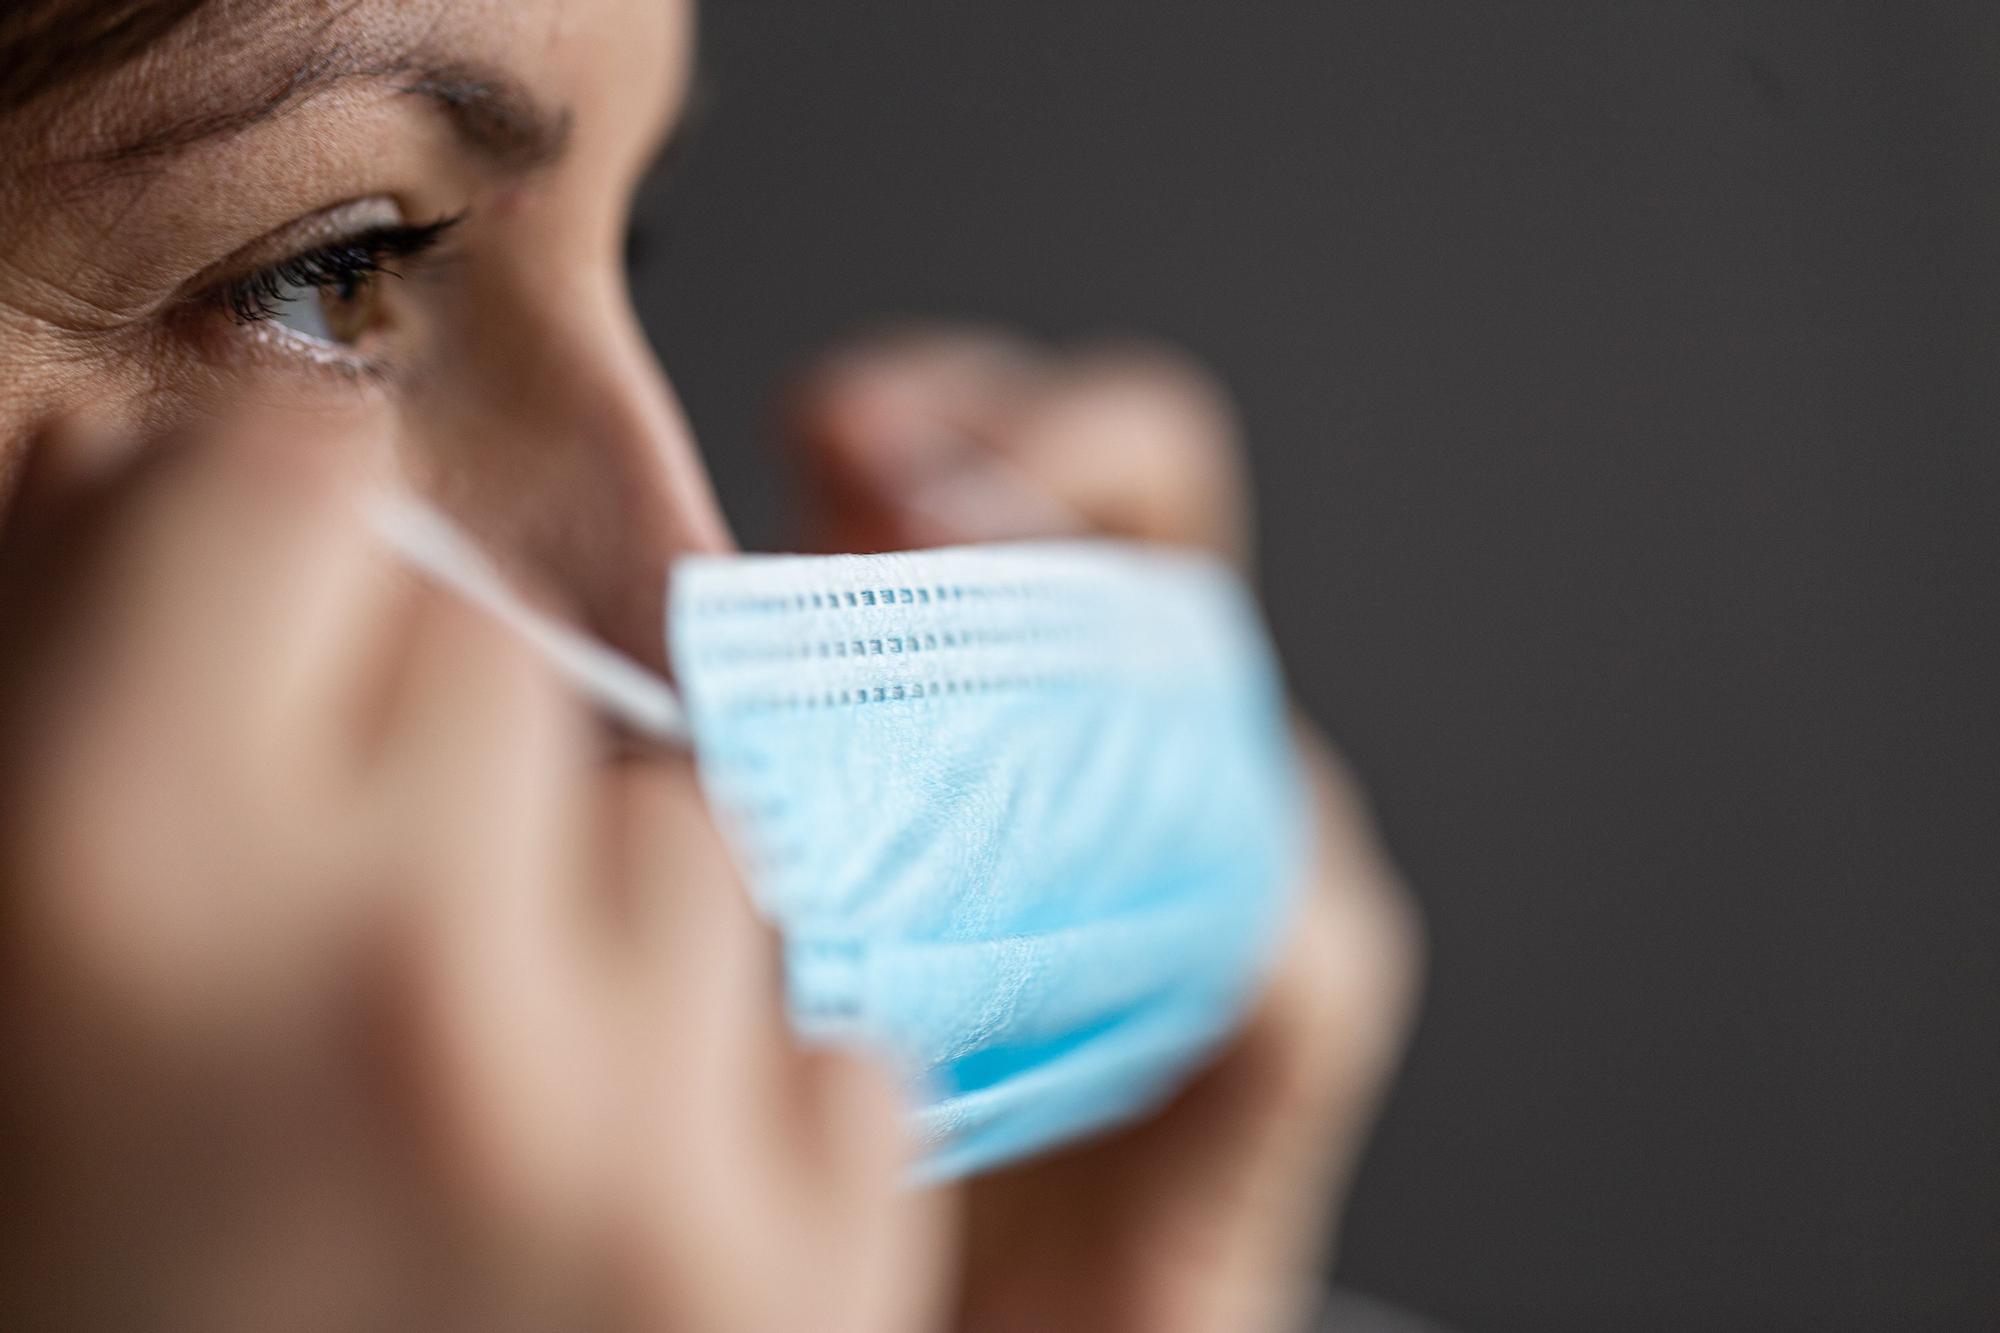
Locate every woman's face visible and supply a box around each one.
[0,11,964,1327]
[0,0,719,668]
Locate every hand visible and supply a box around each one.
[0,420,947,1333]
[784,327,1424,1333]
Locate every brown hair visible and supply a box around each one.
[0,0,210,115]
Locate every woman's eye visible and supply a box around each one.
[262,269,382,347]
[212,215,463,354]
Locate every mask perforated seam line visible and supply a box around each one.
[683,579,1065,619]
[719,669,1099,716]
[690,623,1088,668]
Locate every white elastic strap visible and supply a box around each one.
[364,494,692,747]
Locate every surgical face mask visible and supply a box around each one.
[371,499,1307,1180]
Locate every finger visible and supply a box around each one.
[0,414,143,554]
[782,328,1251,562]
[369,583,590,900]
[597,755,786,1118]
[0,425,408,1032]
[780,324,1052,552]
[985,343,1252,562]
[784,323,1050,475]
[0,416,172,692]
[601,758,911,1186]
[1104,730,1421,1303]
[368,588,609,1262]
[1278,724,1425,1160]
[34,423,395,787]
[790,1048,956,1333]
[787,1046,921,1236]
[594,759,954,1333]
[595,755,750,957]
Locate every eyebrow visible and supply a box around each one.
[394,63,573,174]
[78,47,573,174]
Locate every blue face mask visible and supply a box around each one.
[364,501,1303,1180]
[668,541,1306,1181]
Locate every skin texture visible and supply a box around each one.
[0,2,1420,1329]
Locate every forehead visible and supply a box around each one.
[175,0,683,76]
[22,0,690,163]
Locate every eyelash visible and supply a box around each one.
[218,214,464,326]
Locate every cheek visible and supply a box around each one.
[0,329,405,510]
[0,327,160,435]
[0,333,183,491]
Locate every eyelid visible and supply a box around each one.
[216,213,464,325]
[179,197,412,301]
[172,197,463,389]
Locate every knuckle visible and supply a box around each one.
[788,324,1042,412]
[1274,869,1425,1116]
[1054,341,1247,490]
[1075,337,1239,425]
[818,321,1034,374]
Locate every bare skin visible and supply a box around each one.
[0,2,1418,1329]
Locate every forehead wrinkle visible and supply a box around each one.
[43,0,561,172]
[396,64,573,173]
[65,0,378,163]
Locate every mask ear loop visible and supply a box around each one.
[360,442,1086,748]
[363,494,692,748]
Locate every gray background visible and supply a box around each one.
[633,4,2000,1330]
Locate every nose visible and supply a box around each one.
[427,271,733,677]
